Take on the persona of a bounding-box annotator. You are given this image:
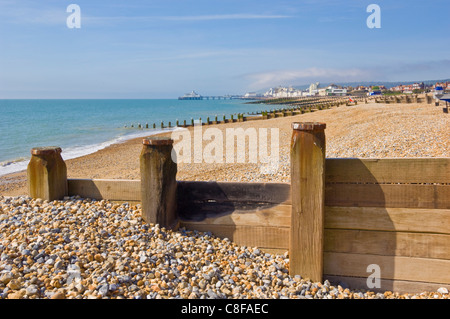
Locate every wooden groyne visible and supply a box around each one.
[26,121,450,294]
[124,96,367,130]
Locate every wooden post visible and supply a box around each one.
[27,147,67,201]
[140,137,178,229]
[290,122,326,282]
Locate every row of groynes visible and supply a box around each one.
[124,96,371,130]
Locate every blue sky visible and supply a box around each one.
[0,0,449,98]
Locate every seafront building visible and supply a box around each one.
[261,83,347,98]
[243,80,449,100]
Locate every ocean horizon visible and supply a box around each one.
[0,98,267,177]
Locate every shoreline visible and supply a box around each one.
[0,127,180,178]
[1,100,449,196]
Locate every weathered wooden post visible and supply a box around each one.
[140,137,178,229]
[290,122,326,282]
[27,147,67,201]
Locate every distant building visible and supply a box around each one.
[263,86,304,98]
[244,92,258,98]
[326,84,347,96]
[390,83,424,93]
[309,82,320,95]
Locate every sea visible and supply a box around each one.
[0,99,268,177]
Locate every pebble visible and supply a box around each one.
[0,195,448,299]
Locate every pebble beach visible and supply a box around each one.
[0,101,449,299]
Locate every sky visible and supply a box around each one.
[0,0,449,98]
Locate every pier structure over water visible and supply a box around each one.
[178,91,243,100]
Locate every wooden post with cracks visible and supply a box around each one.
[140,137,178,230]
[27,147,68,201]
[289,122,326,282]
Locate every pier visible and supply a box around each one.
[178,91,245,100]
[178,94,243,100]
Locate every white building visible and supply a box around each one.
[309,82,320,95]
[264,86,304,98]
[326,84,347,96]
[244,92,258,98]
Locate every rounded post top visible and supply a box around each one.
[143,136,174,146]
[292,122,326,131]
[31,147,62,156]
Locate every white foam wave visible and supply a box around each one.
[0,127,182,177]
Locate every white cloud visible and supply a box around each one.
[244,67,375,89]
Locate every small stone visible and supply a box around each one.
[26,285,39,296]
[175,252,184,259]
[7,279,22,290]
[51,291,66,299]
[45,258,54,265]
[0,272,13,285]
[139,255,148,263]
[207,289,218,299]
[109,284,118,292]
[8,290,26,299]
[98,284,109,296]
[437,287,448,295]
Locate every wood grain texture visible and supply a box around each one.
[325,183,450,208]
[324,229,450,260]
[178,203,291,227]
[68,179,141,201]
[289,125,326,282]
[324,252,450,284]
[325,158,450,184]
[324,206,450,234]
[140,142,177,228]
[324,275,450,294]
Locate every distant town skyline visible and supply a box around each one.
[1,0,450,98]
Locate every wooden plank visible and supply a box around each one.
[325,158,450,184]
[324,252,450,284]
[324,275,450,294]
[325,206,450,234]
[178,204,291,227]
[179,223,289,249]
[325,183,450,208]
[324,229,450,260]
[290,122,326,282]
[68,179,141,201]
[177,181,291,205]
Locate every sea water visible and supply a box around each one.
[0,99,267,177]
